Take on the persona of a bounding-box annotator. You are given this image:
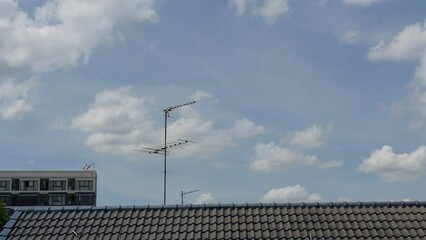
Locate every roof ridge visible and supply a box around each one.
[10,201,426,213]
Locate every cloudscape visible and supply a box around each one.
[1,0,426,205]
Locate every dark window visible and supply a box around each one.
[49,195,65,206]
[40,179,49,191]
[40,194,49,206]
[19,195,38,206]
[67,194,76,205]
[77,180,93,190]
[49,180,66,191]
[20,180,38,191]
[68,179,75,190]
[11,194,18,206]
[77,194,94,205]
[0,181,9,191]
[12,179,19,191]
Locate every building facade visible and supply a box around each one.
[0,171,97,207]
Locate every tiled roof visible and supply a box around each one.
[1,201,426,239]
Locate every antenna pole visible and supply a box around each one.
[162,100,196,205]
[181,191,184,205]
[163,109,168,205]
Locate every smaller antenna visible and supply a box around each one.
[181,189,200,205]
[82,163,95,171]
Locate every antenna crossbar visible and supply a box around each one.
[164,101,196,113]
[137,140,194,154]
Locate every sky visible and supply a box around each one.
[1,0,426,206]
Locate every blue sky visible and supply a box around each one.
[1,0,426,206]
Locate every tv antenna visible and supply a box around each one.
[181,189,200,205]
[82,163,95,171]
[136,100,196,205]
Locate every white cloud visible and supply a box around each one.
[416,54,426,84]
[229,0,248,16]
[250,142,318,171]
[229,0,289,22]
[367,21,426,62]
[0,0,157,72]
[358,145,426,182]
[194,193,217,204]
[320,159,344,168]
[250,124,342,172]
[413,83,426,119]
[0,79,35,120]
[68,86,264,158]
[289,124,332,150]
[339,30,361,45]
[255,0,290,23]
[192,90,213,102]
[261,185,322,203]
[70,86,157,155]
[342,0,386,6]
[0,0,158,120]
[231,118,265,139]
[367,20,426,121]
[70,86,152,134]
[49,118,67,130]
[166,115,265,158]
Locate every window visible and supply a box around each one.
[40,179,49,191]
[76,180,93,191]
[49,180,66,191]
[76,194,94,205]
[40,194,49,206]
[20,181,38,191]
[0,181,9,191]
[49,195,65,206]
[11,194,18,206]
[12,179,19,191]
[18,195,38,206]
[67,194,76,205]
[68,179,75,190]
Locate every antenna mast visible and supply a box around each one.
[137,100,196,205]
[162,100,196,205]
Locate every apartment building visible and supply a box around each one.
[0,171,97,207]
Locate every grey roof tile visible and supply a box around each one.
[3,201,426,239]
[412,227,423,237]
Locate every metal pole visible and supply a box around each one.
[164,110,168,205]
[181,191,184,205]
